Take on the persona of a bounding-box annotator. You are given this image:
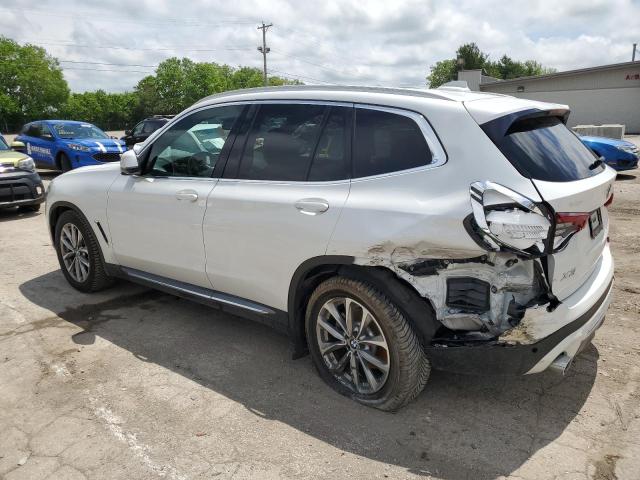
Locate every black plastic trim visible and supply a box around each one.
[426,278,613,375]
[95,221,109,244]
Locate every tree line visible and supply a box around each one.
[427,42,555,88]
[0,37,299,133]
[1,36,555,133]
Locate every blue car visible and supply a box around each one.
[15,120,127,172]
[580,135,639,172]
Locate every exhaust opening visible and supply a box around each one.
[548,353,573,376]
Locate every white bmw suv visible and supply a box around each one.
[46,86,615,410]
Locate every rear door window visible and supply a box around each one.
[490,116,604,182]
[353,107,432,178]
[237,103,327,181]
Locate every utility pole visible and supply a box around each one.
[257,21,273,86]
[633,43,637,62]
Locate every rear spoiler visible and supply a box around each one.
[479,108,571,144]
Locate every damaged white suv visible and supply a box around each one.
[46,85,615,410]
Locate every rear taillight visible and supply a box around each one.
[604,193,614,207]
[470,181,552,256]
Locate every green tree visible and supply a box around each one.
[0,36,69,131]
[426,43,554,88]
[456,42,488,70]
[426,59,458,89]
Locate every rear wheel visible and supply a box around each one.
[306,276,430,411]
[54,210,114,292]
[59,153,72,172]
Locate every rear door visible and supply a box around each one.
[203,102,352,310]
[484,114,615,299]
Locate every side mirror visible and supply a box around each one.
[11,141,26,153]
[120,150,140,175]
[124,130,132,136]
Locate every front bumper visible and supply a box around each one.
[426,244,615,375]
[0,171,45,208]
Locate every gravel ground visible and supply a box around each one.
[1,163,639,479]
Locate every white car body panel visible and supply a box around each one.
[203,179,350,310]
[107,175,217,288]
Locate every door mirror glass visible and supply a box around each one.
[120,150,140,175]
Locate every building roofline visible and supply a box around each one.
[480,60,640,86]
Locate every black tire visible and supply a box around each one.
[59,153,72,172]
[306,276,430,411]
[19,203,41,212]
[54,210,115,292]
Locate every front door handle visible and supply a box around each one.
[175,189,198,202]
[294,198,329,215]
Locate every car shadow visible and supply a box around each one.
[616,173,636,181]
[0,206,42,222]
[19,271,598,479]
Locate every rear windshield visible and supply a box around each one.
[492,116,604,182]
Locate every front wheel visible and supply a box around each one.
[306,276,430,411]
[54,210,114,292]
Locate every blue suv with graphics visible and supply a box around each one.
[15,120,127,172]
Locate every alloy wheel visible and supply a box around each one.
[316,296,390,394]
[60,223,90,283]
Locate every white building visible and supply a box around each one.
[459,61,640,133]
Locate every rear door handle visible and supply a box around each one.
[294,198,329,215]
[175,189,198,202]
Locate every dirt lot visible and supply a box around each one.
[1,159,640,479]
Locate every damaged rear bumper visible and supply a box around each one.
[425,244,614,375]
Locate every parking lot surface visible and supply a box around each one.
[1,165,640,480]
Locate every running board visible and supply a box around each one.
[119,266,276,315]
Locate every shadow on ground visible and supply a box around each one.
[616,173,637,181]
[0,206,42,222]
[20,271,598,479]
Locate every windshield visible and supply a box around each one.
[0,136,8,151]
[491,116,605,182]
[52,123,108,140]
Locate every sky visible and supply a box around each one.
[1,0,638,92]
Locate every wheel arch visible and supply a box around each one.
[287,256,439,359]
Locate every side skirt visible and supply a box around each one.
[105,264,289,333]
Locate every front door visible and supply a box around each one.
[107,104,245,288]
[204,102,353,310]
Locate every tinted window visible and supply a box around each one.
[308,107,350,181]
[143,120,164,134]
[147,105,242,178]
[353,108,431,178]
[237,104,326,181]
[26,123,41,137]
[0,136,8,150]
[492,116,604,182]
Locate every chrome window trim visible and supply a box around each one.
[140,99,448,184]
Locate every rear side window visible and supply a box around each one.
[237,104,326,181]
[491,116,604,182]
[353,108,432,178]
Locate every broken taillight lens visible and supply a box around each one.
[553,212,590,249]
[470,181,552,256]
